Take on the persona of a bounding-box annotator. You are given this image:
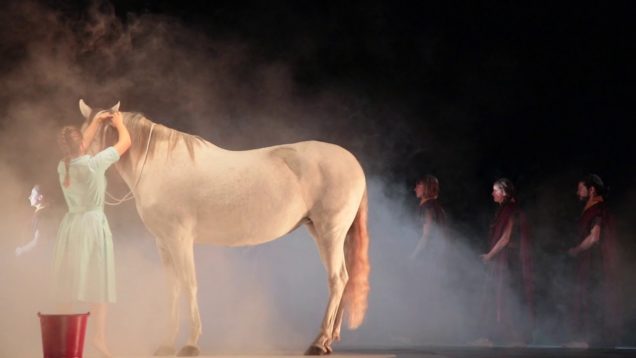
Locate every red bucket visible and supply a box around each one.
[38,312,90,358]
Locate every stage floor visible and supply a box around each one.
[109,346,636,358]
[340,346,636,357]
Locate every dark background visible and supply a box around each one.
[1,0,635,345]
[72,0,635,246]
[4,2,634,189]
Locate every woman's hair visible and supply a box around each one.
[494,177,516,202]
[580,173,607,197]
[57,126,83,187]
[416,175,440,199]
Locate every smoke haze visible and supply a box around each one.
[1,1,635,356]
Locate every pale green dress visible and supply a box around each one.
[53,146,120,303]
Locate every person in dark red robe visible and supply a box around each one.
[411,175,447,260]
[411,175,461,343]
[474,178,534,346]
[566,174,621,348]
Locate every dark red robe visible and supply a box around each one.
[572,201,621,345]
[417,198,448,258]
[418,198,447,226]
[483,200,534,343]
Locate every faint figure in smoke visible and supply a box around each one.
[410,175,462,344]
[411,175,447,260]
[473,178,534,346]
[565,174,621,348]
[12,183,59,319]
[15,185,50,256]
[53,110,131,358]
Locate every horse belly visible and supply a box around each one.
[194,201,306,246]
[192,175,308,247]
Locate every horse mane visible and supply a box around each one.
[122,112,206,163]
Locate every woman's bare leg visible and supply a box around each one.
[91,303,112,357]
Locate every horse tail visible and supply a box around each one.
[343,187,370,329]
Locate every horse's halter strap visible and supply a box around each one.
[105,123,156,206]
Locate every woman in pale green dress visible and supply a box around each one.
[54,110,130,357]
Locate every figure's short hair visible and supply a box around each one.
[416,175,440,199]
[580,173,606,196]
[494,178,516,201]
[30,184,48,203]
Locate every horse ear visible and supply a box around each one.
[110,101,121,112]
[79,99,92,119]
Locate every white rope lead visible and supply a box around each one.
[106,123,156,206]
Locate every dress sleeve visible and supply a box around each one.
[89,146,120,173]
[57,161,64,177]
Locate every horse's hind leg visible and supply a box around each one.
[331,297,346,343]
[153,238,202,357]
[305,223,349,355]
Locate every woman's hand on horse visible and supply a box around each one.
[94,112,113,123]
[109,111,123,127]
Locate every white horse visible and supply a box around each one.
[79,100,370,356]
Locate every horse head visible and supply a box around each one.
[79,99,121,154]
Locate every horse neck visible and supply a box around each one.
[114,115,154,190]
[113,115,224,189]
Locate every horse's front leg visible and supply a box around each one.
[176,241,202,357]
[154,244,181,356]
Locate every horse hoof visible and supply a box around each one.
[177,345,200,356]
[305,345,329,355]
[154,345,176,356]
